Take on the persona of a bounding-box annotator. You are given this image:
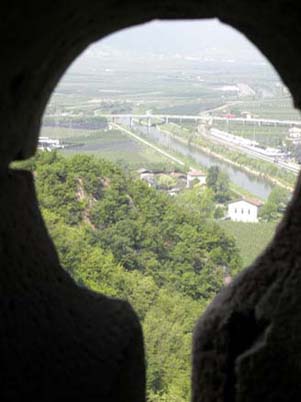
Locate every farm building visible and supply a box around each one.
[241,111,252,119]
[227,198,263,223]
[38,137,64,151]
[287,127,301,144]
[186,169,206,188]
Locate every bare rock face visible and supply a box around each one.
[0,169,145,401]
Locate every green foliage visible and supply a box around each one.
[214,205,225,219]
[207,166,231,203]
[144,290,203,401]
[259,187,290,222]
[176,187,216,220]
[35,153,83,225]
[18,152,243,401]
[157,174,177,190]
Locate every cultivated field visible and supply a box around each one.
[219,220,278,267]
[41,126,176,170]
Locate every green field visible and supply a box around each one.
[46,61,269,119]
[217,97,301,120]
[41,126,93,139]
[41,126,177,170]
[219,220,278,267]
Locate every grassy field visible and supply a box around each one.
[41,126,93,139]
[41,126,177,170]
[219,220,278,267]
[218,97,301,120]
[46,63,256,118]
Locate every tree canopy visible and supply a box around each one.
[260,186,290,222]
[206,165,231,203]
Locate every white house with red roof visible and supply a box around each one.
[186,169,206,188]
[227,198,263,223]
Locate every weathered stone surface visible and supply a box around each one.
[0,170,145,401]
[1,0,301,400]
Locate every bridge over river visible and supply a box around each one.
[98,113,301,128]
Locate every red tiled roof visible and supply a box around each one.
[243,197,264,207]
[188,169,206,177]
[228,197,263,207]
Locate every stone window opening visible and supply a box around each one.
[1,3,301,402]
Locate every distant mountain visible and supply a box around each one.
[101,20,262,58]
[68,19,268,74]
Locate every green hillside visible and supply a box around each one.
[16,151,242,402]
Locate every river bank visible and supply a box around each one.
[158,127,294,192]
[124,122,273,199]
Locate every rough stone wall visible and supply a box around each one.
[0,169,145,400]
[1,0,301,400]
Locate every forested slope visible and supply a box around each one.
[17,152,242,401]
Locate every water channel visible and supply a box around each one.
[129,122,274,200]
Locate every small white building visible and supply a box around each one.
[289,127,301,138]
[287,127,301,144]
[241,111,252,119]
[228,198,263,223]
[38,137,64,151]
[186,169,206,188]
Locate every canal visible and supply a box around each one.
[130,122,273,200]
